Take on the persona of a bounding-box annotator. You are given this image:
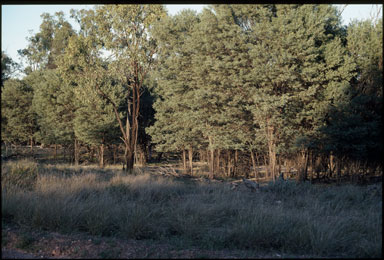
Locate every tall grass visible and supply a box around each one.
[1,159,382,257]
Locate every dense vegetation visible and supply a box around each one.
[1,4,382,182]
[1,158,382,258]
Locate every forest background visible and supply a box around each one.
[1,4,382,182]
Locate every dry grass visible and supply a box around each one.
[1,159,382,258]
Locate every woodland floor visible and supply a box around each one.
[1,163,294,259]
[3,223,306,259]
[1,146,382,258]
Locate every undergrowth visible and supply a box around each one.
[1,159,382,258]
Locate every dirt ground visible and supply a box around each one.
[2,224,289,259]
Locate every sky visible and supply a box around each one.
[1,4,382,65]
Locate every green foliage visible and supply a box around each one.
[18,11,75,72]
[13,12,77,149]
[1,51,19,84]
[57,33,121,148]
[148,4,382,178]
[148,9,203,152]
[30,70,75,145]
[320,18,383,163]
[1,79,38,145]
[188,5,252,151]
[2,4,382,175]
[247,5,355,154]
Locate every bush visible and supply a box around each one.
[1,159,39,191]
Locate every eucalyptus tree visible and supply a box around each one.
[57,17,123,167]
[18,11,75,73]
[16,12,77,161]
[69,5,167,171]
[1,51,19,85]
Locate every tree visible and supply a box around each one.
[31,69,77,161]
[16,12,77,162]
[1,51,19,85]
[18,12,75,73]
[246,4,355,181]
[84,5,167,171]
[1,79,38,149]
[319,18,383,174]
[57,27,121,167]
[147,9,203,174]
[186,5,257,178]
[74,84,121,168]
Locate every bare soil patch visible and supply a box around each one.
[2,224,284,259]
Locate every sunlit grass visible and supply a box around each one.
[1,159,382,257]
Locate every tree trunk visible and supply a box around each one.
[329,153,335,178]
[268,150,277,182]
[216,149,221,175]
[113,144,117,165]
[134,147,138,166]
[309,152,314,183]
[54,144,57,160]
[188,148,193,175]
[336,156,342,185]
[278,154,282,179]
[208,136,214,179]
[5,142,9,157]
[227,150,232,177]
[182,149,187,172]
[304,151,309,180]
[209,149,214,179]
[148,145,152,162]
[99,77,140,173]
[296,149,309,182]
[156,152,163,162]
[250,150,258,180]
[65,145,68,162]
[141,152,146,166]
[266,121,277,182]
[91,146,95,162]
[263,154,269,179]
[199,150,205,163]
[125,147,135,173]
[30,136,33,153]
[74,139,79,166]
[233,150,238,177]
[199,150,207,163]
[99,143,105,168]
[135,146,145,166]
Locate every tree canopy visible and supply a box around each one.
[1,4,382,180]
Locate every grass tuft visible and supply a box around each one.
[1,159,39,191]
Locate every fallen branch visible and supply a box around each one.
[242,178,260,192]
